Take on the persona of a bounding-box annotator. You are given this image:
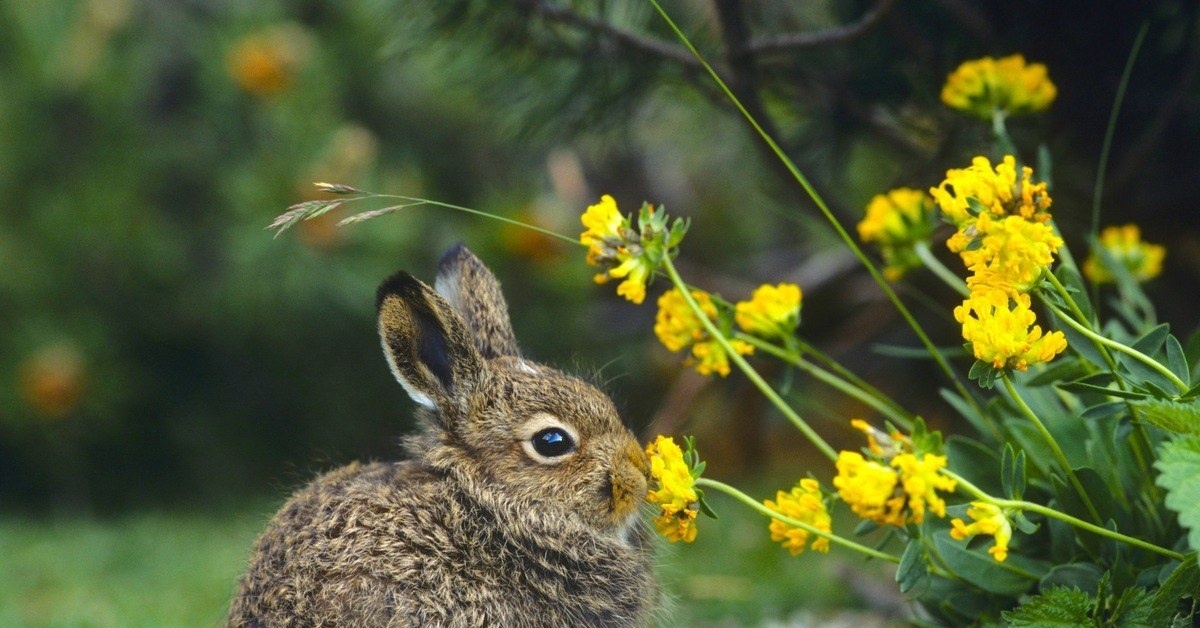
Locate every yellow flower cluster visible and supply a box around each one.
[932,156,1066,371]
[941,54,1057,119]
[581,195,654,304]
[950,502,1013,561]
[1083,224,1166,284]
[955,289,1067,370]
[833,450,955,527]
[734,283,802,341]
[764,479,832,555]
[655,289,753,377]
[645,436,699,543]
[931,155,1051,227]
[857,188,936,280]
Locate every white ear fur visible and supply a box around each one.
[380,335,436,409]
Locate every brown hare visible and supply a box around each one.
[228,244,657,626]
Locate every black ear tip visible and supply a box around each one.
[437,242,476,273]
[376,271,423,309]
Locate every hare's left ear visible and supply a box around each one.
[376,271,483,421]
[434,243,521,359]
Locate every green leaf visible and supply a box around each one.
[1156,435,1200,552]
[896,539,929,595]
[1150,554,1200,623]
[1132,323,1171,357]
[1132,398,1200,435]
[947,436,1003,495]
[966,196,989,217]
[1002,444,1027,500]
[928,514,1048,596]
[1167,334,1190,384]
[940,389,994,443]
[1026,359,1092,388]
[1002,586,1094,626]
[1110,587,1156,627]
[1054,265,1096,323]
[1057,380,1149,401]
[1052,311,1108,368]
[1040,562,1104,592]
[1081,401,1127,422]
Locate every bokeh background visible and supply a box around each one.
[2,0,1198,625]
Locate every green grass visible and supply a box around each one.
[0,509,268,628]
[0,493,898,626]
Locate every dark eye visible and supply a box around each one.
[532,427,576,457]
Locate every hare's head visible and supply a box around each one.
[377,244,649,535]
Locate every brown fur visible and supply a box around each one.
[229,245,656,626]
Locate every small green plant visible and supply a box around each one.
[272,8,1198,626]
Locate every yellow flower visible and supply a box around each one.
[955,287,1068,370]
[735,283,803,340]
[580,196,654,304]
[834,451,906,527]
[580,195,688,305]
[645,436,699,543]
[954,214,1063,293]
[941,54,1057,119]
[764,479,832,555]
[891,453,956,522]
[858,188,938,279]
[950,502,1013,561]
[1083,224,1166,284]
[931,156,1052,227]
[226,25,312,98]
[655,289,753,377]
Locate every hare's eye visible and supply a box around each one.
[531,427,576,458]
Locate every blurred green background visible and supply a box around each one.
[2,0,1198,625]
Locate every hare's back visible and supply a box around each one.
[228,460,445,625]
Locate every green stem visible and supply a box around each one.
[662,256,837,461]
[647,0,982,419]
[1044,301,1189,394]
[944,470,1184,562]
[913,241,969,296]
[696,478,900,563]
[793,338,911,419]
[1001,374,1103,524]
[739,334,915,430]
[1093,23,1150,239]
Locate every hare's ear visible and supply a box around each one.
[434,244,521,359]
[376,271,483,417]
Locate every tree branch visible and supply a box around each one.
[514,0,703,70]
[744,0,899,57]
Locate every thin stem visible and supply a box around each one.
[913,241,969,296]
[647,0,982,418]
[944,470,1185,562]
[1093,23,1150,238]
[662,256,837,461]
[739,334,915,430]
[696,478,900,563]
[357,193,580,246]
[793,338,909,419]
[1001,374,1103,524]
[1045,301,1189,394]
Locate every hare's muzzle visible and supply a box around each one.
[609,439,650,526]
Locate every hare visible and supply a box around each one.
[228,244,657,627]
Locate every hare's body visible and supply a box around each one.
[229,460,654,626]
[230,246,656,626]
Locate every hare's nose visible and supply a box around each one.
[627,439,650,481]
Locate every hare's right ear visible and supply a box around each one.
[376,271,483,420]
